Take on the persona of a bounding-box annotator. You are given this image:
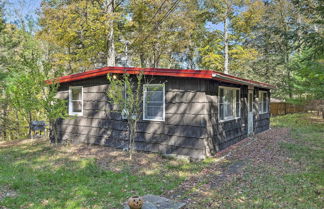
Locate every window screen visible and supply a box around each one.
[259,91,268,113]
[236,90,240,117]
[69,86,83,116]
[219,87,240,121]
[143,84,165,121]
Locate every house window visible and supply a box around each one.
[69,86,83,116]
[143,84,165,121]
[259,91,269,113]
[219,87,240,121]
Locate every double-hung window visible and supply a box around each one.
[258,91,268,113]
[143,84,165,121]
[69,86,83,116]
[219,87,240,121]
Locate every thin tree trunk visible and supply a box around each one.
[128,121,132,159]
[223,11,229,74]
[68,45,73,73]
[129,120,134,160]
[128,119,138,160]
[282,6,292,99]
[287,69,293,98]
[16,111,20,137]
[285,40,292,98]
[138,22,146,68]
[49,119,59,144]
[140,52,146,68]
[296,1,303,55]
[2,101,8,140]
[106,0,115,66]
[28,111,32,138]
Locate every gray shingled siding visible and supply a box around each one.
[209,84,249,151]
[56,76,209,159]
[56,76,270,159]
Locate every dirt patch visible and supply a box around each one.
[0,138,173,174]
[209,161,245,188]
[0,138,39,149]
[308,115,324,125]
[0,186,17,201]
[228,128,295,164]
[53,143,171,174]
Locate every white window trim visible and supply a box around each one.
[259,90,269,114]
[143,84,165,121]
[219,86,241,122]
[69,86,83,116]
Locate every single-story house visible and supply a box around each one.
[53,66,274,160]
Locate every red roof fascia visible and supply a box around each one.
[46,66,275,89]
[214,71,275,89]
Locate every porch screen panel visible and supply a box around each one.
[224,89,234,118]
[236,89,240,117]
[219,88,224,120]
[258,91,268,113]
[219,87,240,121]
[263,92,268,113]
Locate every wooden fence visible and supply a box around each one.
[270,102,305,116]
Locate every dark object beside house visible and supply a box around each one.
[30,121,46,136]
[50,67,274,160]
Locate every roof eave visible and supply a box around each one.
[212,74,275,89]
[45,67,275,89]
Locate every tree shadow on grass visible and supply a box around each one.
[0,138,224,209]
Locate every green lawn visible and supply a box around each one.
[208,113,324,208]
[0,113,323,208]
[0,139,212,208]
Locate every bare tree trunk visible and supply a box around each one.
[128,120,134,160]
[284,38,292,98]
[296,1,303,55]
[127,118,139,160]
[223,10,229,74]
[68,45,73,73]
[2,101,8,140]
[281,6,292,99]
[106,0,115,66]
[287,69,293,98]
[28,111,32,138]
[49,119,59,144]
[140,52,146,68]
[16,111,20,137]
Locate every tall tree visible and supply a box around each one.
[0,1,4,33]
[126,0,205,69]
[107,73,144,160]
[106,0,116,66]
[38,0,122,72]
[202,0,263,75]
[205,0,245,74]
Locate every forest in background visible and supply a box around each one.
[0,0,323,140]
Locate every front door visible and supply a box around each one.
[248,90,254,135]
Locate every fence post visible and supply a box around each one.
[284,103,287,114]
